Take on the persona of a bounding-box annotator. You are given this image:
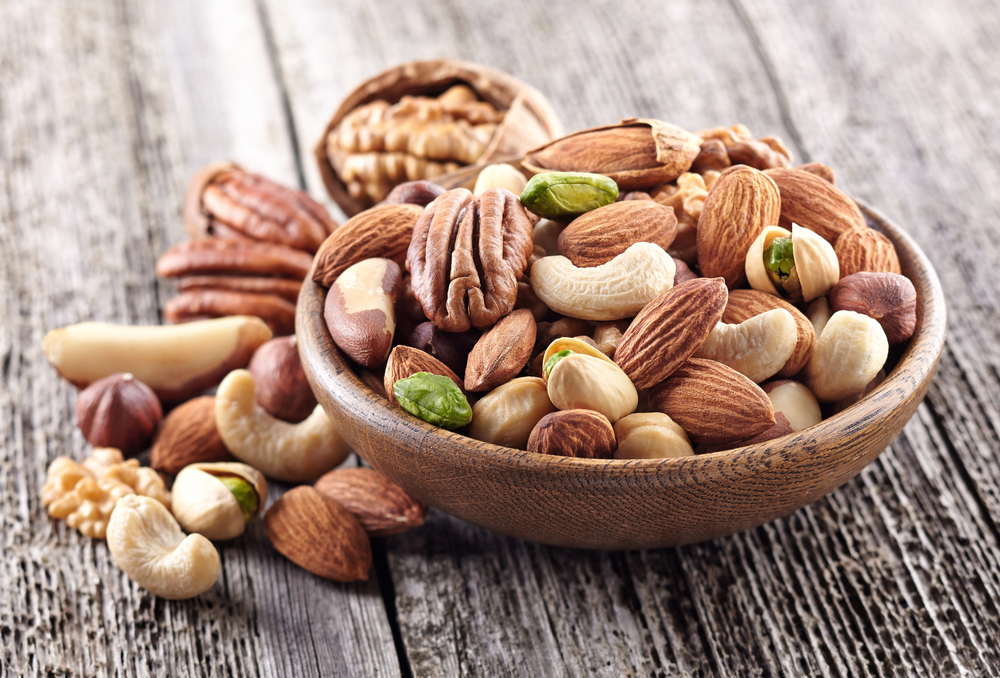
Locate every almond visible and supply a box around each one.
[464,309,537,392]
[834,229,901,278]
[723,289,816,378]
[614,278,728,389]
[383,345,465,407]
[527,409,617,458]
[150,396,234,475]
[764,168,865,243]
[522,118,702,190]
[795,162,836,185]
[697,166,781,287]
[556,201,677,267]
[312,203,424,287]
[314,468,427,537]
[648,358,775,445]
[263,486,371,582]
[325,258,402,368]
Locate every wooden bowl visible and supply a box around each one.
[297,206,946,550]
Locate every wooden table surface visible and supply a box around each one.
[3,0,1000,676]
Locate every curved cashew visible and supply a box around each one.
[694,309,797,383]
[613,412,694,459]
[530,242,675,321]
[106,495,220,600]
[215,370,351,482]
[803,311,889,402]
[746,224,840,302]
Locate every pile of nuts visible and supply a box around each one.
[41,166,428,600]
[312,117,916,459]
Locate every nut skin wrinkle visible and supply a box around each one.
[215,370,351,482]
[530,242,676,321]
[693,308,798,383]
[803,310,889,402]
[106,495,220,600]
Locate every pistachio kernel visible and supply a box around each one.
[763,236,801,295]
[543,349,575,378]
[519,172,619,220]
[218,476,258,523]
[393,372,472,430]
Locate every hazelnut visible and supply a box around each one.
[829,272,917,345]
[248,336,317,423]
[527,409,617,458]
[75,372,162,456]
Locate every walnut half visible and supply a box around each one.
[407,187,533,332]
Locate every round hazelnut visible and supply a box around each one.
[248,336,317,423]
[75,372,162,456]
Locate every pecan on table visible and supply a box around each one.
[407,187,533,332]
[183,162,337,253]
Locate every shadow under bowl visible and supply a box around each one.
[297,204,946,550]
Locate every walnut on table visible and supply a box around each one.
[698,123,793,170]
[42,447,171,539]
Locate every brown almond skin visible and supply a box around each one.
[383,346,465,407]
[723,289,816,378]
[314,468,427,537]
[248,336,317,423]
[671,258,699,284]
[614,278,728,389]
[76,373,162,457]
[264,486,372,582]
[312,203,424,287]
[697,165,781,287]
[527,409,617,458]
[796,162,836,185]
[464,309,537,392]
[703,412,794,453]
[765,168,865,243]
[150,396,234,474]
[834,229,902,278]
[557,201,678,268]
[830,272,917,345]
[649,358,775,446]
[325,258,402,368]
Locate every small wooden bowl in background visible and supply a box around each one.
[297,206,946,550]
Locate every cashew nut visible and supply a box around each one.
[694,308,797,383]
[807,297,832,339]
[106,495,220,600]
[468,377,557,449]
[746,224,840,302]
[546,353,638,423]
[613,412,694,459]
[530,242,676,321]
[215,370,351,482]
[803,310,889,402]
[762,380,822,431]
[42,316,272,401]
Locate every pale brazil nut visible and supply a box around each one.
[106,495,221,600]
[530,242,676,321]
[215,370,351,482]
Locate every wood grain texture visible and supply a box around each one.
[0,1,399,676]
[5,0,1000,676]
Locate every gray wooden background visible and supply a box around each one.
[2,0,999,676]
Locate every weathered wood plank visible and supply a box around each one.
[0,1,399,676]
[266,0,1000,675]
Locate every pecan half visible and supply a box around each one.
[407,187,533,332]
[177,276,302,303]
[164,290,296,336]
[183,163,337,253]
[156,239,313,280]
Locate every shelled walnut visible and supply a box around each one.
[42,448,170,539]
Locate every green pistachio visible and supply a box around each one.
[763,237,801,295]
[218,476,258,523]
[543,349,575,378]
[519,172,619,220]
[393,372,472,430]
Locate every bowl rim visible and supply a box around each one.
[297,202,946,475]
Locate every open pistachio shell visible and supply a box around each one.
[745,225,790,296]
[546,353,638,423]
[172,462,268,541]
[791,224,840,302]
[541,336,617,379]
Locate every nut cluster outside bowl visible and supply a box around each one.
[296,203,946,550]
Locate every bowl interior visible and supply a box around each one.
[297,204,946,550]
